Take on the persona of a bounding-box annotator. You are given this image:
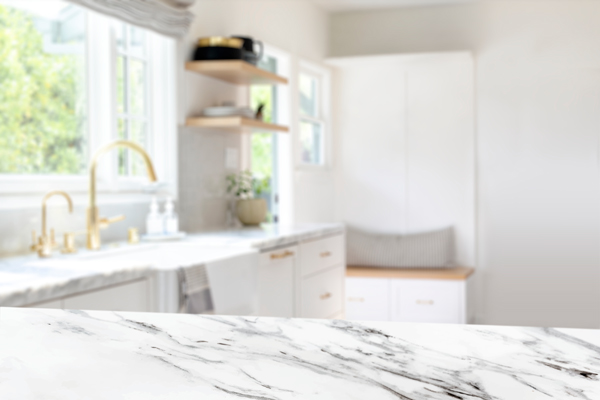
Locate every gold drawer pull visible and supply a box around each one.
[416,299,434,306]
[348,297,364,302]
[320,251,332,258]
[270,250,294,260]
[320,292,332,300]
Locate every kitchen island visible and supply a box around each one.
[1,307,598,399]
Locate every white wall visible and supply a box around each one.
[330,1,600,328]
[181,0,334,228]
[329,52,475,267]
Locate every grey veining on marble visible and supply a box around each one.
[1,308,598,399]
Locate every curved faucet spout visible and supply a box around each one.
[87,140,158,250]
[41,191,73,237]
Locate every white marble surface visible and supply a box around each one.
[185,223,345,250]
[0,254,153,308]
[1,308,598,399]
[0,223,344,308]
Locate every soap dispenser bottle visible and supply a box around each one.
[146,196,163,235]
[163,196,179,234]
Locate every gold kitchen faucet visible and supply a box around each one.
[87,140,157,250]
[31,191,73,258]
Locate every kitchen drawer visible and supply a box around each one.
[391,279,464,324]
[300,234,344,277]
[257,246,297,318]
[63,279,149,312]
[300,265,344,319]
[346,277,390,321]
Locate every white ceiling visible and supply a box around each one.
[310,0,476,12]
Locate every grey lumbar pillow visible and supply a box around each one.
[346,226,455,268]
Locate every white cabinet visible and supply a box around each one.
[63,280,149,312]
[299,235,345,277]
[390,279,465,324]
[255,234,346,320]
[25,279,150,312]
[300,265,345,319]
[346,277,390,321]
[346,268,473,324]
[257,246,297,317]
[297,235,346,319]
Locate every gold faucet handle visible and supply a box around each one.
[49,229,58,249]
[128,227,140,245]
[35,235,53,258]
[61,232,78,254]
[99,215,126,229]
[30,230,39,251]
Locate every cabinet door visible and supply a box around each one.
[300,235,345,277]
[257,246,297,318]
[346,277,390,321]
[391,279,464,324]
[63,279,149,312]
[300,265,345,319]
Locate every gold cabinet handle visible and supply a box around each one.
[320,251,332,258]
[348,297,365,302]
[270,250,294,260]
[320,292,332,300]
[416,299,434,305]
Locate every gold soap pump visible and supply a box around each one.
[31,191,74,258]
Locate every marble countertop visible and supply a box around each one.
[184,223,345,249]
[0,223,344,307]
[1,307,598,399]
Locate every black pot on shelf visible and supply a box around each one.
[193,46,243,61]
[232,36,263,65]
[193,36,244,61]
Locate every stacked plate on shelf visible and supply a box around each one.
[201,106,255,119]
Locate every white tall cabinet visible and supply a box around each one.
[328,52,475,268]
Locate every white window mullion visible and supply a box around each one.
[148,31,177,196]
[87,11,116,191]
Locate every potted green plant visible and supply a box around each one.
[226,170,270,226]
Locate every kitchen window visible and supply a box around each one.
[114,22,150,178]
[298,63,329,167]
[0,1,87,175]
[0,0,176,198]
[250,55,279,222]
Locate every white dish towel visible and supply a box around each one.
[177,264,214,314]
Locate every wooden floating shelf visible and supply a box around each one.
[185,116,289,133]
[185,60,288,86]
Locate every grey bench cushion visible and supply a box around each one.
[347,227,455,268]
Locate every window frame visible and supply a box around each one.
[113,22,152,180]
[297,60,331,170]
[0,6,177,205]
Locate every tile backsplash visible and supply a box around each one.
[178,126,242,233]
